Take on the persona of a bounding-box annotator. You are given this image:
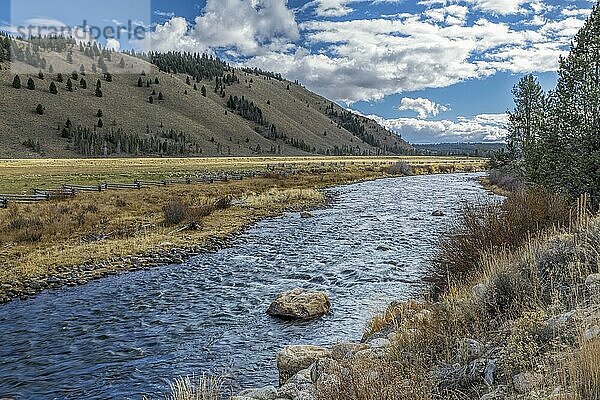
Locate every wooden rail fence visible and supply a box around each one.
[0,159,486,208]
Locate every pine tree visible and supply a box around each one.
[201,85,207,97]
[26,77,35,90]
[66,78,73,92]
[38,70,45,80]
[49,81,58,94]
[158,92,164,100]
[80,78,87,89]
[505,2,600,207]
[56,73,64,83]
[95,79,103,97]
[154,77,159,84]
[97,109,103,118]
[66,51,73,64]
[97,118,103,128]
[119,57,125,68]
[12,75,21,89]
[36,104,44,115]
[138,77,143,87]
[507,75,545,167]
[105,72,112,82]
[149,96,154,104]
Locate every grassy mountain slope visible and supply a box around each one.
[0,36,412,158]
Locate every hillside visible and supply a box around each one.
[0,35,412,158]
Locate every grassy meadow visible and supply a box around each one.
[0,156,486,301]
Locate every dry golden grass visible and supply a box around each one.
[567,338,600,400]
[0,156,487,192]
[163,374,227,400]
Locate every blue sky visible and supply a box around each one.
[1,0,597,143]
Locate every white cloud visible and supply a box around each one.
[561,7,594,17]
[307,0,354,17]
[398,97,449,119]
[464,0,529,15]
[135,0,299,55]
[105,38,121,52]
[368,113,508,143]
[424,5,469,25]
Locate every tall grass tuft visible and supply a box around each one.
[166,374,226,400]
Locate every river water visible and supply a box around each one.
[0,173,496,399]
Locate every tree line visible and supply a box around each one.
[499,2,600,208]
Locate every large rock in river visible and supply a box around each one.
[267,288,331,320]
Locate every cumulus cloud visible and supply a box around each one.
[248,13,573,102]
[105,38,121,52]
[367,112,508,143]
[136,0,299,55]
[398,97,449,119]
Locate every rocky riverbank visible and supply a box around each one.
[232,217,600,400]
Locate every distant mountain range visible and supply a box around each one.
[0,35,412,158]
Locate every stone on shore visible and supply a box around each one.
[512,372,542,394]
[432,210,446,217]
[267,289,331,321]
[277,345,331,385]
[585,273,600,291]
[235,386,279,400]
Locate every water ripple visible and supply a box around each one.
[0,173,497,399]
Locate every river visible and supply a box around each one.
[0,172,497,399]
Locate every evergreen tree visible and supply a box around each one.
[66,78,73,92]
[97,118,103,128]
[49,81,58,94]
[12,75,21,89]
[80,78,87,89]
[154,77,159,84]
[105,72,113,82]
[97,109,103,118]
[504,2,600,207]
[149,96,154,104]
[138,77,143,87]
[26,77,35,90]
[158,92,164,100]
[56,73,64,83]
[36,104,44,115]
[119,57,125,68]
[201,85,207,97]
[507,74,546,174]
[95,79,103,97]
[38,70,45,80]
